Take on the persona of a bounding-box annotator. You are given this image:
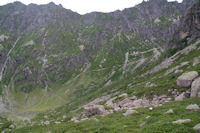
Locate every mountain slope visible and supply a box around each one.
[0,0,199,132]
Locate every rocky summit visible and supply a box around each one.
[0,0,200,132]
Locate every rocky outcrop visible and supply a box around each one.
[168,0,200,48]
[191,78,200,98]
[177,71,198,88]
[105,94,171,112]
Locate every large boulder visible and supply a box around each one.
[177,71,198,88]
[191,78,200,98]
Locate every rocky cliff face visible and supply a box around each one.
[168,0,200,48]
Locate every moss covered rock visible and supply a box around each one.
[177,71,198,88]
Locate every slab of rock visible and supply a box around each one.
[193,123,200,133]
[191,78,200,98]
[165,109,174,114]
[123,109,138,116]
[186,104,200,111]
[172,119,191,124]
[177,71,198,88]
[175,92,186,101]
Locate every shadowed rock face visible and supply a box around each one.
[168,0,200,48]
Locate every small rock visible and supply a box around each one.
[193,123,200,133]
[146,82,156,87]
[123,125,128,128]
[44,115,48,119]
[175,92,186,101]
[186,104,200,111]
[44,121,50,125]
[71,116,80,123]
[177,71,198,88]
[165,109,174,114]
[130,96,137,100]
[172,119,191,124]
[63,115,67,119]
[140,122,146,127]
[123,109,138,116]
[146,116,150,119]
[191,78,200,98]
[80,118,89,121]
[9,124,15,129]
[54,121,61,124]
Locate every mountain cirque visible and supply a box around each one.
[0,0,200,132]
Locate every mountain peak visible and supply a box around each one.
[48,2,57,6]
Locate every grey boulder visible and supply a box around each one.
[177,71,198,88]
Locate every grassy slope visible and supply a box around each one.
[11,98,200,133]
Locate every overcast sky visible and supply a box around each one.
[0,0,183,14]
